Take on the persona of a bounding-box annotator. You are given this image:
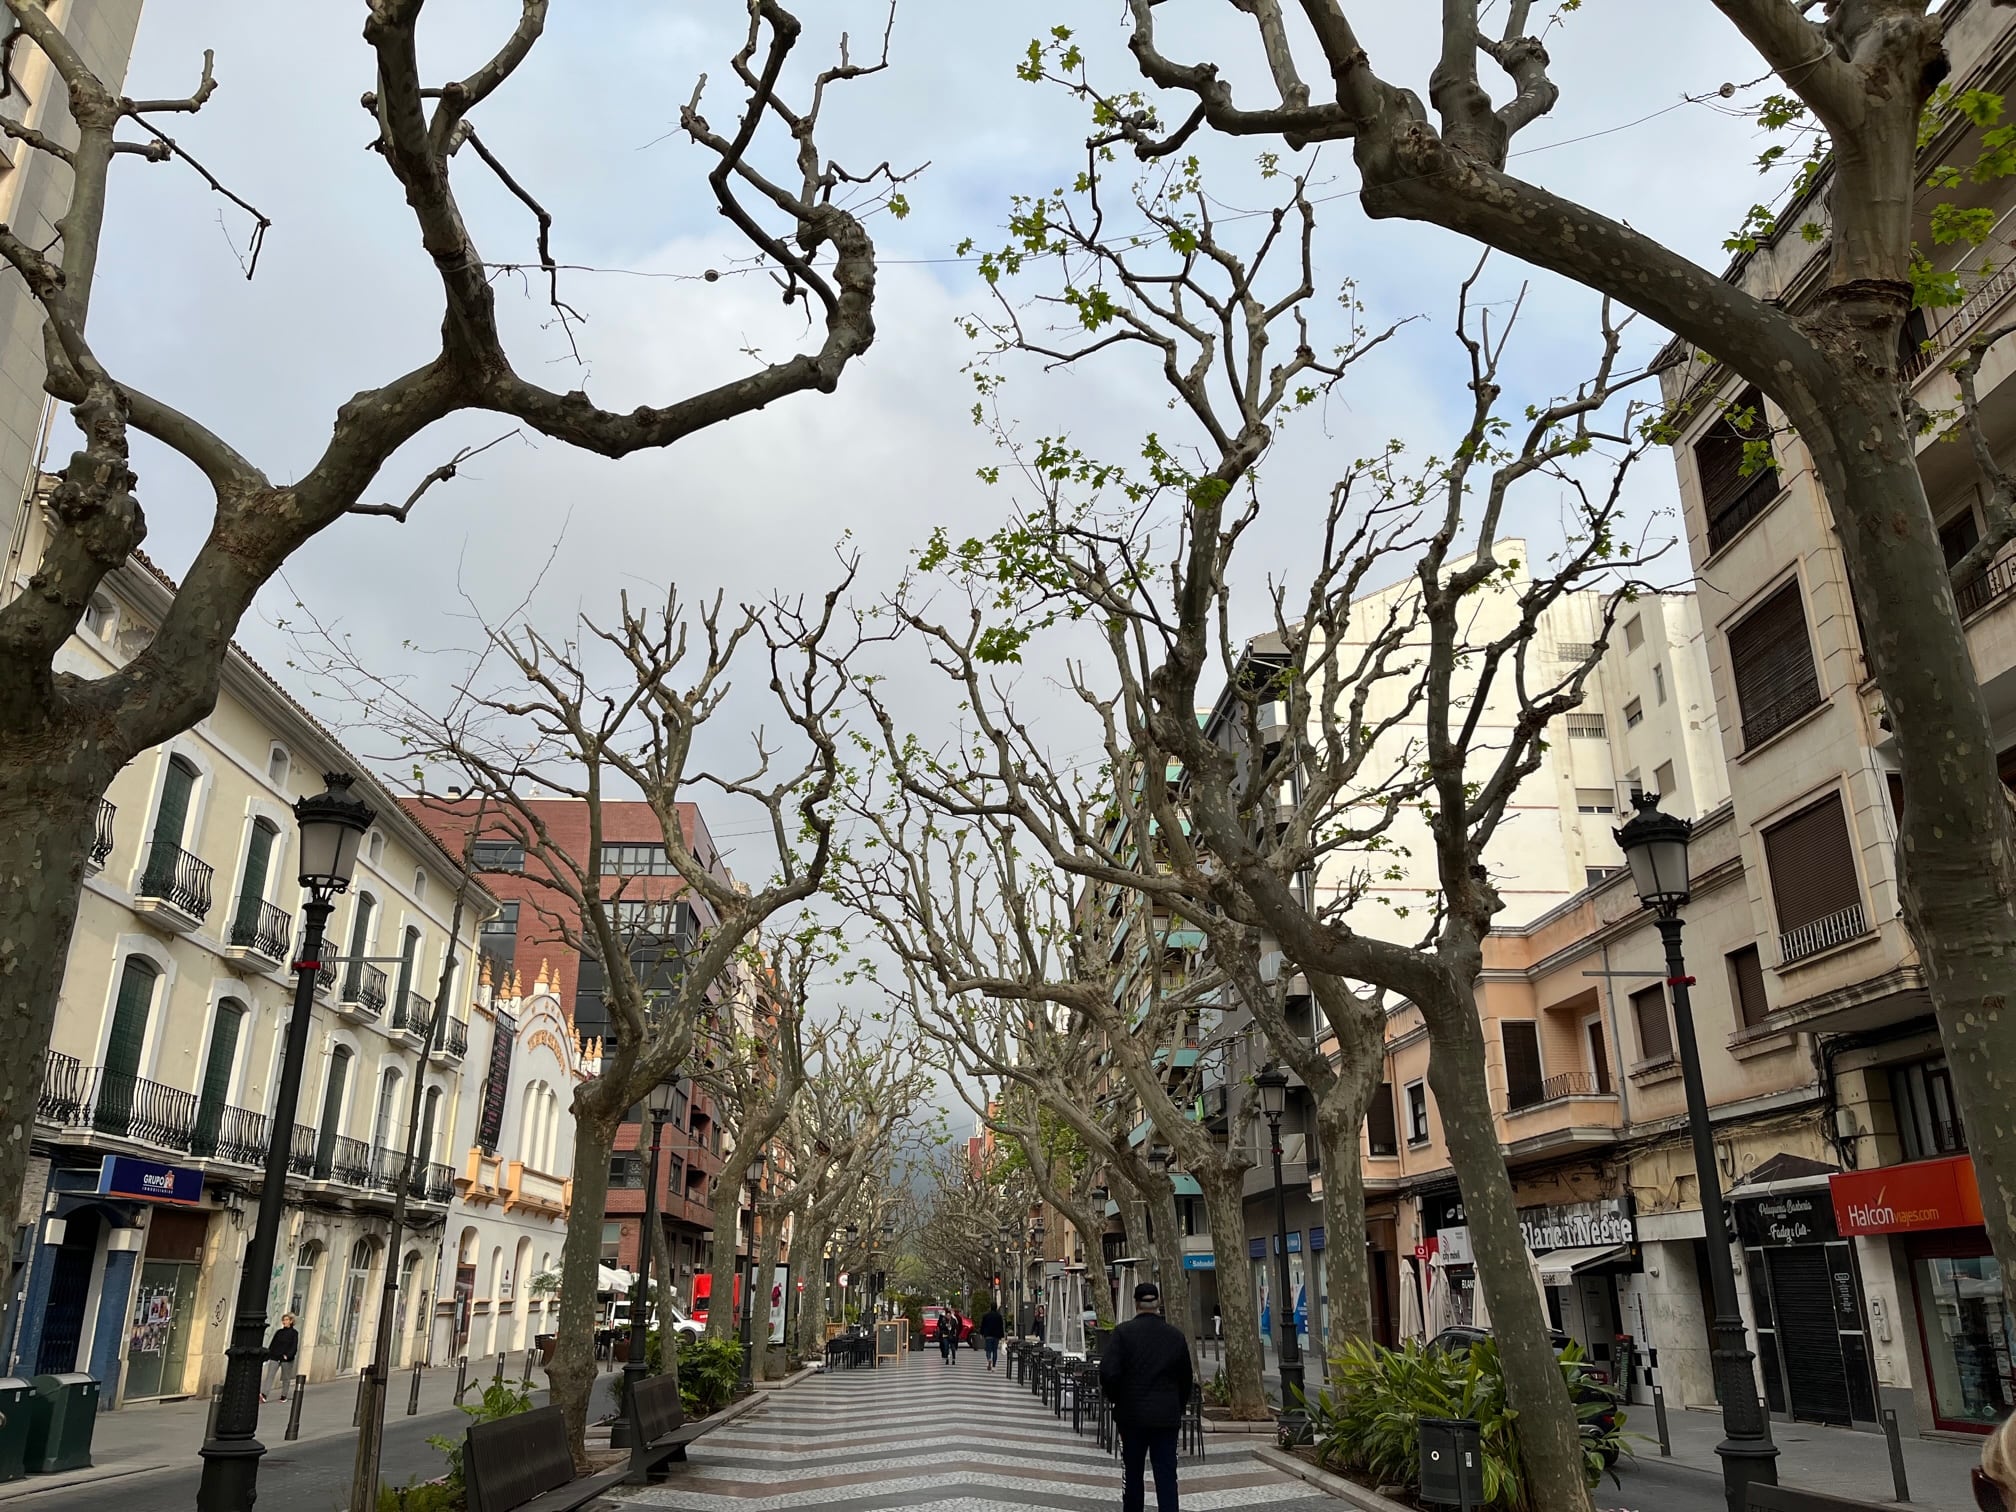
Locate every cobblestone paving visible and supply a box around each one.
[619,1350,1341,1511]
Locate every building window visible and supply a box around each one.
[1762,793,1866,963]
[600,1222,624,1263]
[1728,944,1772,1028]
[471,840,524,873]
[1654,760,1677,798]
[368,831,386,866]
[1501,1021,1544,1111]
[1891,1058,1966,1160]
[609,1152,645,1188]
[1585,866,1623,886]
[1729,582,1823,750]
[1653,663,1667,704]
[413,868,428,901]
[1365,1083,1397,1157]
[480,902,519,981]
[1940,508,1981,570]
[1695,384,1780,552]
[1405,1081,1429,1144]
[1624,698,1643,729]
[1575,788,1615,815]
[268,746,290,787]
[1565,713,1606,739]
[1624,615,1645,651]
[82,595,113,640]
[1631,983,1673,1063]
[600,842,680,877]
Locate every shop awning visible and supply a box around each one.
[1535,1244,1628,1283]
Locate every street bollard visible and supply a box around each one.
[1651,1383,1670,1457]
[284,1377,306,1441]
[1881,1407,1911,1503]
[204,1384,224,1442]
[521,1348,533,1386]
[353,1369,368,1427]
[454,1354,468,1403]
[494,1350,505,1385]
[408,1361,422,1416]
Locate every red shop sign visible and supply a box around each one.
[1829,1154,1983,1236]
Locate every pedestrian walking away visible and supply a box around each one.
[1099,1281,1193,1512]
[939,1301,961,1363]
[261,1312,299,1402]
[979,1301,1005,1370]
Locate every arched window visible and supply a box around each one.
[542,1087,561,1171]
[268,746,291,787]
[290,1240,324,1321]
[367,831,386,866]
[82,594,113,640]
[413,868,428,902]
[97,955,160,1135]
[417,1085,442,1165]
[315,1045,353,1174]
[193,997,247,1155]
[232,818,280,949]
[512,1237,532,1308]
[458,1228,480,1267]
[140,756,199,901]
[372,1066,403,1154]
[487,1245,504,1302]
[343,893,378,1000]
[396,925,422,1018]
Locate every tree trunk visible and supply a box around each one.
[705,1167,748,1342]
[1314,1085,1374,1354]
[0,788,99,1239]
[795,1222,827,1360]
[1420,978,1592,1512]
[551,1108,617,1470]
[1197,1166,1269,1419]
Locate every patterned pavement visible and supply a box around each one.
[617,1349,1341,1511]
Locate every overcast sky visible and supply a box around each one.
[80,3,1782,1047]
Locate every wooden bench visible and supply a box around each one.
[464,1404,625,1512]
[626,1372,720,1483]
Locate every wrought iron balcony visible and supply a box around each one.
[435,1016,470,1062]
[1954,550,2016,620]
[288,1122,319,1177]
[427,1162,455,1203]
[38,1050,82,1123]
[70,1066,199,1150]
[228,898,294,965]
[392,992,432,1046]
[317,1133,373,1187]
[339,962,388,1019]
[87,800,115,872]
[1780,902,1869,965]
[135,839,215,926]
[190,1103,270,1165]
[369,1144,411,1195]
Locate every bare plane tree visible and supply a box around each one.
[0,0,905,1241]
[902,153,1657,1498]
[1054,0,2016,1309]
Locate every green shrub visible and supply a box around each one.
[376,1479,460,1512]
[1307,1337,1628,1511]
[676,1334,746,1415]
[422,1379,534,1496]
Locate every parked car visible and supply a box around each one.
[1425,1324,1622,1465]
[921,1306,973,1344]
[610,1299,705,1339]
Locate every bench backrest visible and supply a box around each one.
[1746,1485,1894,1512]
[466,1404,573,1512]
[633,1372,685,1444]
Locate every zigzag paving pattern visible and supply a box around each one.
[616,1352,1342,1512]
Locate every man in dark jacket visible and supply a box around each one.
[1098,1282,1193,1512]
[938,1302,961,1362]
[978,1303,1006,1370]
[261,1313,299,1402]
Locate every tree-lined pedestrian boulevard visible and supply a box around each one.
[621,1355,1332,1512]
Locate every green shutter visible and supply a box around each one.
[344,896,375,998]
[316,1048,352,1173]
[396,927,420,1010]
[152,759,195,848]
[192,1001,245,1154]
[236,821,275,933]
[97,957,157,1136]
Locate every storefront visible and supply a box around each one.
[1734,1186,1878,1428]
[1417,1189,1476,1331]
[1830,1154,2012,1433]
[1520,1197,1637,1386]
[1249,1228,1319,1362]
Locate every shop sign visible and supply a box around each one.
[1436,1225,1473,1265]
[1310,1226,1326,1252]
[1734,1188,1839,1248]
[96,1155,202,1206]
[1829,1155,1983,1237]
[1517,1198,1634,1252]
[1181,1253,1216,1271]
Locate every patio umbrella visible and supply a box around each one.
[597,1264,633,1294]
[1398,1260,1425,1343]
[1426,1255,1454,1336]
[1470,1269,1492,1331]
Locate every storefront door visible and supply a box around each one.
[34,1210,102,1375]
[1737,1190,1877,1427]
[1908,1236,2014,1430]
[123,1259,197,1399]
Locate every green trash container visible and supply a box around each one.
[0,1378,32,1482]
[24,1374,97,1474]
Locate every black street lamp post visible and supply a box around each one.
[617,1084,676,1462]
[1616,791,1778,1512]
[199,774,375,1512]
[1254,1063,1305,1432]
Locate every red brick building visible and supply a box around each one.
[403,796,735,1297]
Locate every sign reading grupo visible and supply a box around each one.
[1516,1198,1634,1252]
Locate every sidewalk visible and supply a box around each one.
[0,1357,618,1503]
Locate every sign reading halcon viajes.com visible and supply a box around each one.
[1516,1198,1634,1252]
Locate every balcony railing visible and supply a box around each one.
[288,1122,319,1177]
[1955,550,2016,620]
[190,1103,270,1165]
[72,1067,199,1149]
[393,992,432,1045]
[425,1162,455,1203]
[319,1134,373,1186]
[340,962,388,1018]
[136,840,215,921]
[370,1144,411,1194]
[1780,902,1869,965]
[444,1017,469,1059]
[38,1050,82,1122]
[1706,467,1782,554]
[228,898,294,963]
[89,800,115,869]
[1902,260,2016,381]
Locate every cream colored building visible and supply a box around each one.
[1,536,492,1406]
[0,0,145,578]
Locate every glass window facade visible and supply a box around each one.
[1911,1247,2014,1430]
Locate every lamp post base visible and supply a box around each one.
[195,1431,268,1512]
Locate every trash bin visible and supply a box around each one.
[24,1374,97,1474]
[0,1378,33,1483]
[1418,1416,1484,1510]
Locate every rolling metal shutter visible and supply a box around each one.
[1728,583,1821,748]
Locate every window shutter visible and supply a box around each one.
[152,758,195,848]
[1695,386,1779,548]
[1631,983,1673,1062]
[316,1048,352,1172]
[1729,584,1822,748]
[237,821,275,927]
[1502,1021,1544,1109]
[1763,794,1863,956]
[1728,945,1771,1028]
[1366,1083,1397,1156]
[104,957,157,1084]
[344,896,375,998]
[193,1000,244,1152]
[396,927,420,1006]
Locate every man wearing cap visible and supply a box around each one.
[1098,1281,1193,1512]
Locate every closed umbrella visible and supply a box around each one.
[1470,1270,1491,1331]
[1426,1255,1454,1336]
[1398,1260,1425,1343]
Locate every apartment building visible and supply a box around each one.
[1,545,491,1406]
[437,969,593,1364]
[0,0,143,579]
